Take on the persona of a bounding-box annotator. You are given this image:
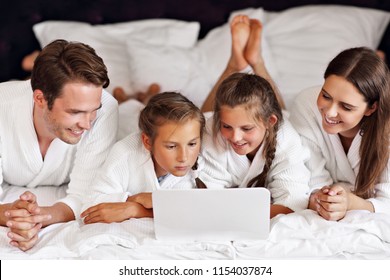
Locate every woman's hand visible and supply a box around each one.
[310,185,350,221]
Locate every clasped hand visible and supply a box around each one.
[309,184,350,221]
[5,191,51,251]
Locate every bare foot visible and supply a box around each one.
[22,50,40,72]
[245,19,263,68]
[376,50,386,62]
[136,83,161,105]
[113,87,131,104]
[228,15,250,71]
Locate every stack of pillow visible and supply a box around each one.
[33,5,390,109]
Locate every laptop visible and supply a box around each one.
[152,188,270,241]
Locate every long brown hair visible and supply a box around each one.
[213,73,283,188]
[324,47,390,198]
[139,92,207,188]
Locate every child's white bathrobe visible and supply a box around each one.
[0,80,118,215]
[199,116,310,212]
[289,86,390,213]
[83,132,200,209]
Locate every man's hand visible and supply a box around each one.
[5,191,51,251]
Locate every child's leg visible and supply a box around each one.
[245,19,263,69]
[114,83,161,105]
[21,50,40,72]
[136,83,161,105]
[246,19,285,109]
[227,15,251,72]
[201,15,250,112]
[376,50,386,61]
[113,87,131,104]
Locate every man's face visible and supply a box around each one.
[43,82,103,144]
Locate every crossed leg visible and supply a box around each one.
[227,15,251,71]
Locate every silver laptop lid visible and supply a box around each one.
[152,188,270,241]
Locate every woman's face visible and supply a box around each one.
[219,104,270,159]
[317,75,376,139]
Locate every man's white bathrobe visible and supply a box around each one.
[289,86,390,213]
[0,80,118,215]
[199,116,310,212]
[82,132,200,209]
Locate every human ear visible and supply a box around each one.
[364,101,378,117]
[268,114,278,127]
[141,132,153,152]
[33,89,47,109]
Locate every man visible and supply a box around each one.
[0,39,118,251]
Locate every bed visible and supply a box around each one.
[1,0,390,260]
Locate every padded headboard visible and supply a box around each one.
[0,0,389,82]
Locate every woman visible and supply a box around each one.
[289,47,390,220]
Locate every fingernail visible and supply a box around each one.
[7,232,13,238]
[6,221,12,227]
[4,211,10,217]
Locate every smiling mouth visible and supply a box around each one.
[231,142,247,149]
[324,115,341,125]
[68,128,84,136]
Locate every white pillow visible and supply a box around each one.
[196,8,278,87]
[125,40,212,108]
[264,5,390,108]
[33,20,200,94]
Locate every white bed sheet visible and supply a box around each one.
[1,185,389,260]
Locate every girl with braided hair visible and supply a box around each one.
[199,14,309,218]
[200,73,310,218]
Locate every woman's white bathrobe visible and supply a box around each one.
[199,116,310,212]
[0,80,118,215]
[289,86,390,213]
[83,132,200,209]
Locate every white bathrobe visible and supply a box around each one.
[289,86,390,213]
[82,132,200,210]
[199,116,310,212]
[0,80,118,215]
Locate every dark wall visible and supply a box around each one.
[0,0,389,82]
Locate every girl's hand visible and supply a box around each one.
[81,201,152,224]
[127,192,153,209]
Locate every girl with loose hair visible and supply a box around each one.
[289,47,390,221]
[81,92,206,223]
[200,73,310,218]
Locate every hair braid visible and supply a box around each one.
[192,158,207,189]
[247,128,277,188]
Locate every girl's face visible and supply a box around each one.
[220,105,274,159]
[142,118,201,178]
[317,75,377,138]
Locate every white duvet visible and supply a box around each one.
[1,186,389,260]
